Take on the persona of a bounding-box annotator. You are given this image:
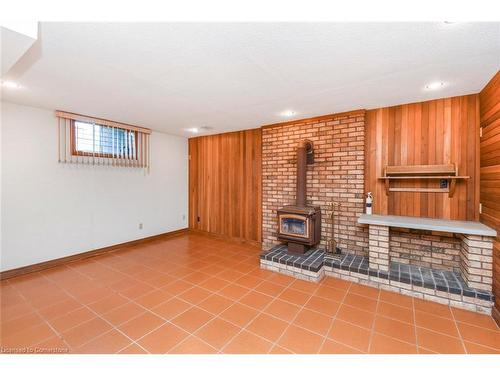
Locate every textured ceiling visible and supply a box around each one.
[2,22,499,136]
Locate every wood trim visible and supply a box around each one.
[55,110,152,134]
[188,228,261,248]
[492,306,500,328]
[261,109,366,129]
[0,228,188,280]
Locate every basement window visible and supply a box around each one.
[71,120,137,159]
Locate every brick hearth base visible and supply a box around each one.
[260,245,494,315]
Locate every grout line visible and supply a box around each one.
[316,281,354,353]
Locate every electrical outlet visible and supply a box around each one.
[182,214,186,221]
[138,222,143,230]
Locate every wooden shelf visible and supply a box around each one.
[380,164,469,198]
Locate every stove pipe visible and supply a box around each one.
[296,140,307,206]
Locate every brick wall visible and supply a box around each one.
[389,229,462,272]
[262,111,368,254]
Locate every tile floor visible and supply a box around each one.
[1,233,499,354]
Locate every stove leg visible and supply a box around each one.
[287,242,307,254]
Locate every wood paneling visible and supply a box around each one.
[189,129,262,244]
[365,94,480,221]
[479,70,500,324]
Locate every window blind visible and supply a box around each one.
[55,111,151,170]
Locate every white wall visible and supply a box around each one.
[1,101,188,271]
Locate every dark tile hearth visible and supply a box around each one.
[261,245,494,302]
[324,253,494,302]
[260,245,324,272]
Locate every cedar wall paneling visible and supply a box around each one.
[479,70,500,323]
[365,94,480,221]
[188,129,262,244]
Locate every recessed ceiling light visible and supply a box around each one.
[281,110,296,117]
[186,128,199,133]
[424,81,445,91]
[1,80,21,89]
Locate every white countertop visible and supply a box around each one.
[358,214,497,237]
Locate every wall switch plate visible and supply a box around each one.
[138,223,143,230]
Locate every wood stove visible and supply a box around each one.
[277,140,321,254]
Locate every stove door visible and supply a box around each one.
[279,213,309,238]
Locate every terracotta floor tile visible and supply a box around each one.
[169,336,217,354]
[278,324,324,354]
[336,304,375,329]
[379,290,413,309]
[451,308,499,331]
[239,290,274,310]
[416,327,465,354]
[161,280,194,295]
[254,281,286,297]
[88,293,129,315]
[320,277,351,291]
[217,284,250,301]
[463,341,500,354]
[150,298,190,321]
[197,294,234,315]
[134,289,172,309]
[278,288,311,306]
[220,303,259,327]
[373,315,416,344]
[369,333,418,354]
[343,293,378,313]
[171,307,214,332]
[177,286,212,305]
[78,329,132,353]
[234,275,264,289]
[304,296,340,317]
[49,307,98,333]
[328,319,371,352]
[118,312,165,340]
[264,299,301,321]
[62,317,113,348]
[217,269,246,282]
[1,322,55,348]
[102,302,147,326]
[195,318,240,349]
[456,322,500,350]
[266,273,295,287]
[349,283,380,300]
[198,277,228,292]
[314,285,347,302]
[119,282,154,300]
[182,271,212,285]
[415,310,459,337]
[319,339,363,354]
[36,335,70,354]
[269,345,293,354]
[224,330,273,354]
[137,322,188,353]
[3,232,498,355]
[1,312,45,338]
[246,313,289,342]
[414,298,453,319]
[376,301,414,324]
[118,344,148,354]
[289,279,319,294]
[36,297,82,321]
[293,309,333,335]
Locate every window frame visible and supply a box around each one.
[70,120,139,160]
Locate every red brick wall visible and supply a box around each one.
[262,111,368,254]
